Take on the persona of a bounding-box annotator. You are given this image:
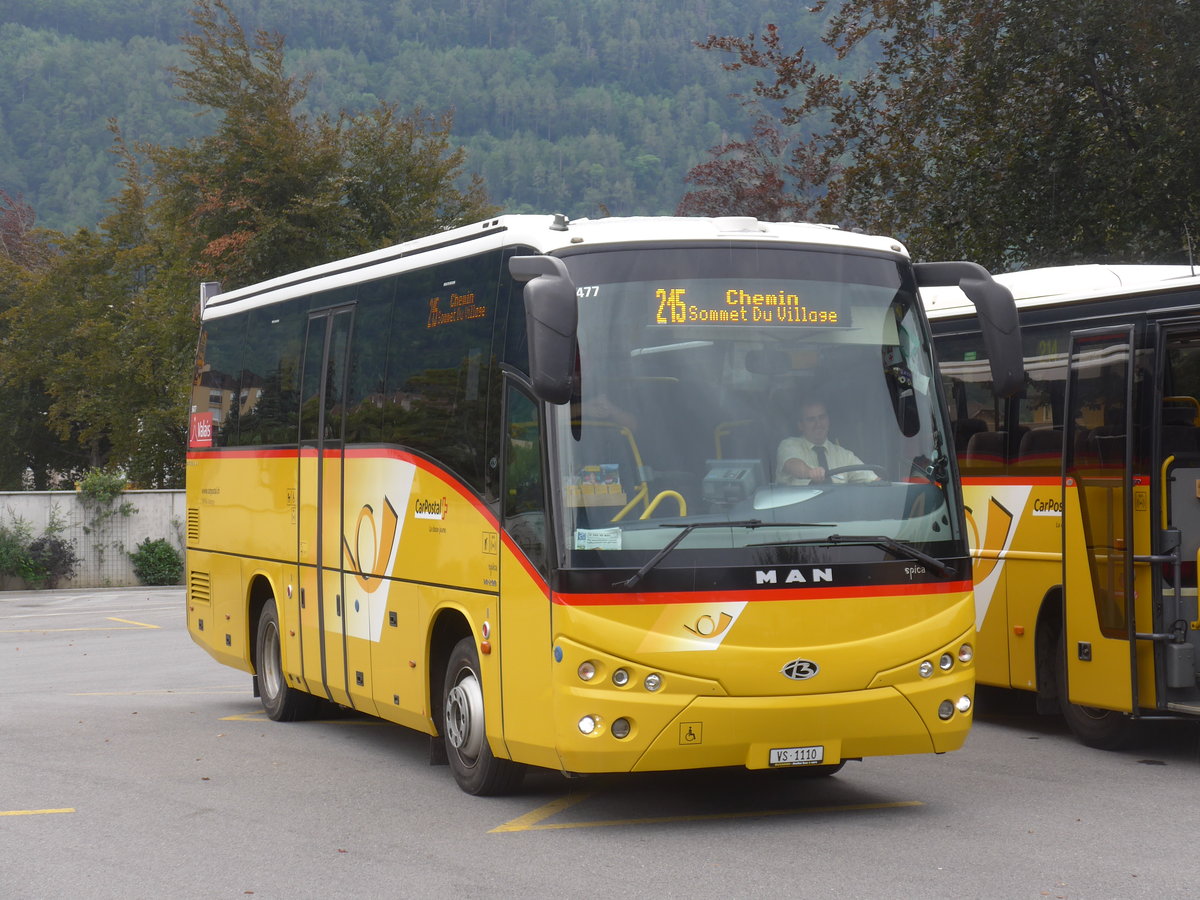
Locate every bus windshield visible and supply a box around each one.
[551,244,961,572]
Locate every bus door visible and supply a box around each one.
[1154,324,1200,708]
[497,383,556,766]
[298,305,355,707]
[1062,327,1140,713]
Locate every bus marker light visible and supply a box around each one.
[578,716,597,735]
[958,643,974,662]
[938,653,954,671]
[644,673,662,692]
[611,717,631,739]
[919,661,934,678]
[956,695,972,713]
[480,641,491,655]
[938,700,955,720]
[578,661,596,681]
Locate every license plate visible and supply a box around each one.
[769,745,824,766]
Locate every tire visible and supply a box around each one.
[256,600,320,722]
[1055,632,1136,750]
[442,636,524,795]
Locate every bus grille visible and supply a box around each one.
[187,508,200,543]
[189,570,211,604]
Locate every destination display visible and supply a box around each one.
[650,283,848,327]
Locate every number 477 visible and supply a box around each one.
[576,285,600,299]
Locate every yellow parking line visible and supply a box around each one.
[0,617,160,634]
[491,798,922,833]
[1,808,76,817]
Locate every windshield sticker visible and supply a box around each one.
[575,527,622,550]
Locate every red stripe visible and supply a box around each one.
[552,579,973,606]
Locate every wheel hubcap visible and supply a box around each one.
[445,668,485,764]
[262,621,282,699]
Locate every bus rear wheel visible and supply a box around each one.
[256,600,320,722]
[1055,633,1136,750]
[443,636,524,795]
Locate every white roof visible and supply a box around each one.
[202,214,910,318]
[923,263,1200,319]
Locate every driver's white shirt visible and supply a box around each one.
[775,436,873,484]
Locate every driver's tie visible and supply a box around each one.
[815,445,828,473]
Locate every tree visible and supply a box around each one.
[147,0,497,290]
[681,1,1200,270]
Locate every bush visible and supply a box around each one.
[129,538,183,586]
[0,514,80,588]
[26,536,80,588]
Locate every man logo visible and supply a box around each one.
[781,658,819,680]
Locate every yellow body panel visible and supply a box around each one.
[964,476,1157,711]
[188,450,976,774]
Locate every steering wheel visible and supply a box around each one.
[820,464,888,482]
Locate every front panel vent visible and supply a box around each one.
[187,508,200,543]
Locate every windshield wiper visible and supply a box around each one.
[616,520,838,589]
[827,534,957,578]
[617,519,764,589]
[747,533,957,578]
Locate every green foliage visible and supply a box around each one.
[684,0,1200,270]
[0,510,79,588]
[0,0,779,233]
[77,468,129,505]
[129,537,183,586]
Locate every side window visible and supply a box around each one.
[193,314,246,448]
[1013,325,1069,475]
[238,299,308,446]
[344,277,395,444]
[935,332,1004,475]
[503,385,547,574]
[382,252,502,495]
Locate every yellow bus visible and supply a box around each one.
[928,265,1200,748]
[186,214,1020,793]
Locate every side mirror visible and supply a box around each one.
[509,255,578,404]
[916,261,1024,397]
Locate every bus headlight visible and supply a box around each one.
[611,717,631,739]
[612,668,630,686]
[577,661,596,682]
[938,700,955,720]
[578,715,598,735]
[919,660,934,678]
[958,643,974,663]
[938,652,954,671]
[644,673,662,692]
[956,695,972,713]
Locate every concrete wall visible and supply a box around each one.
[0,491,186,589]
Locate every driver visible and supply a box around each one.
[776,399,878,484]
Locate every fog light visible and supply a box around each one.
[937,700,955,720]
[939,652,954,671]
[919,660,934,678]
[578,715,597,735]
[958,643,974,663]
[956,694,972,713]
[611,717,631,739]
[644,673,662,692]
[612,668,630,686]
[577,661,596,682]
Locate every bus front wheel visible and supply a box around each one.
[443,637,524,795]
[256,600,319,722]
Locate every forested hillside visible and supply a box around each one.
[0,0,828,232]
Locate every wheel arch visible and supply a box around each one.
[1034,584,1064,713]
[428,606,474,735]
[247,573,277,676]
